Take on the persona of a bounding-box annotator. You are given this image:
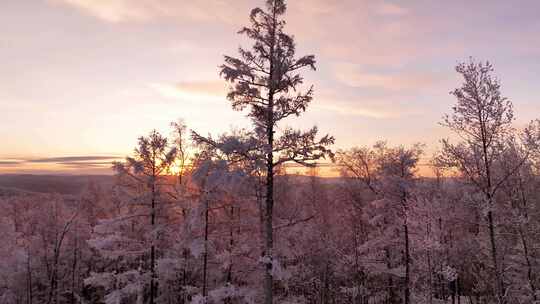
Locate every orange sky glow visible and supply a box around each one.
[1,0,540,175]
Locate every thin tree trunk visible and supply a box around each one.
[518,228,537,301]
[487,210,503,302]
[516,173,537,301]
[182,248,188,304]
[227,205,234,284]
[404,223,410,304]
[181,207,188,304]
[150,171,157,304]
[479,110,504,303]
[427,222,433,304]
[353,220,360,304]
[202,196,209,297]
[71,226,78,304]
[457,275,461,304]
[47,243,59,304]
[385,248,395,304]
[438,217,444,300]
[27,249,32,304]
[224,205,234,304]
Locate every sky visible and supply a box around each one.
[1,0,540,174]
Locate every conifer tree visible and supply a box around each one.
[111,130,177,304]
[213,0,334,302]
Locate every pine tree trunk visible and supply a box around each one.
[264,117,274,304]
[264,5,277,303]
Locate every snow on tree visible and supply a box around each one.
[87,130,177,304]
[193,1,334,302]
[436,58,524,304]
[337,142,424,304]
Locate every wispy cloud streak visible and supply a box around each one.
[27,156,121,163]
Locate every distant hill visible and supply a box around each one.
[0,174,345,197]
[0,185,37,197]
[0,174,113,195]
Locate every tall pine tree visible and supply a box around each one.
[198,1,334,302]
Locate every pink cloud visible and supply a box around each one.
[149,81,226,102]
[375,3,409,16]
[50,0,249,24]
[332,63,444,91]
[313,102,400,119]
[175,81,227,96]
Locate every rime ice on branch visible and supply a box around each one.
[193,1,333,303]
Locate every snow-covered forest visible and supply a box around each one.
[2,1,540,304]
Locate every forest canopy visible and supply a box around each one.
[2,1,540,304]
